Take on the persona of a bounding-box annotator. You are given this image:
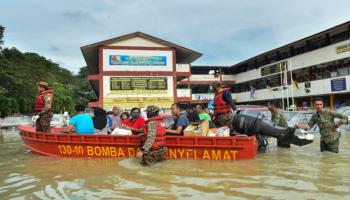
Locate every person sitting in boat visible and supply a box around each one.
[65,104,94,134]
[34,81,54,133]
[137,105,167,166]
[121,107,145,135]
[106,111,113,128]
[110,106,122,130]
[92,107,110,134]
[195,104,215,128]
[120,112,130,125]
[166,103,189,135]
[186,103,199,123]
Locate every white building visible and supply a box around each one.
[183,21,350,110]
[81,21,350,111]
[81,32,202,111]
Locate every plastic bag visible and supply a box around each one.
[111,128,132,135]
[207,126,230,137]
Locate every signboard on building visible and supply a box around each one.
[261,61,288,77]
[110,77,168,94]
[103,76,174,110]
[103,49,173,71]
[336,43,350,54]
[109,55,167,66]
[331,78,346,92]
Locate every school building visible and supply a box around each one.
[81,20,350,110]
[81,32,202,111]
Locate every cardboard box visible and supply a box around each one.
[184,119,209,136]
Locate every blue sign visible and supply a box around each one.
[109,55,167,66]
[331,78,346,92]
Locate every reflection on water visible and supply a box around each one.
[0,129,350,199]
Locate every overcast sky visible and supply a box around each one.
[1,0,350,73]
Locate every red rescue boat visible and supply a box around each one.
[18,125,257,161]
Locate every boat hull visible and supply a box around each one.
[18,125,257,161]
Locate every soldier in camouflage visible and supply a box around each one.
[34,81,54,133]
[295,98,348,153]
[267,101,290,148]
[137,105,167,166]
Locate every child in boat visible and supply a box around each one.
[120,112,130,125]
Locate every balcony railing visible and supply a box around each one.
[235,75,350,103]
[187,74,235,82]
[176,64,190,73]
[189,75,220,81]
[192,93,214,101]
[177,88,191,98]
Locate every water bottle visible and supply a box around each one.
[62,112,70,127]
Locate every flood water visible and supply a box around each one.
[1,129,350,200]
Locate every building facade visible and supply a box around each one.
[184,21,350,110]
[81,21,350,111]
[81,32,201,111]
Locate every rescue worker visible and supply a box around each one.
[295,98,348,153]
[267,100,290,148]
[137,105,167,166]
[34,81,54,133]
[212,82,236,132]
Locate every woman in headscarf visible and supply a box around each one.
[93,107,109,134]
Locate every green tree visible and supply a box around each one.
[51,82,75,113]
[0,25,4,48]
[0,27,97,117]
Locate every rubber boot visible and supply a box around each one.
[290,135,314,146]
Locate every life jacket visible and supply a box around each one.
[143,116,166,149]
[34,89,54,112]
[213,88,232,115]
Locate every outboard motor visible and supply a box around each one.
[232,113,313,148]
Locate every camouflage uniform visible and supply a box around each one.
[271,110,289,148]
[141,106,167,166]
[36,90,54,133]
[36,111,53,133]
[271,110,288,128]
[215,113,233,131]
[308,109,347,153]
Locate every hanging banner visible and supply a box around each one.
[103,97,174,109]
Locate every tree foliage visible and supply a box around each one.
[0,25,4,48]
[0,26,97,117]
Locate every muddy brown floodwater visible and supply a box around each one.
[0,129,349,199]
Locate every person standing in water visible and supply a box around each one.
[295,98,348,153]
[137,105,167,166]
[34,81,54,133]
[267,100,290,148]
